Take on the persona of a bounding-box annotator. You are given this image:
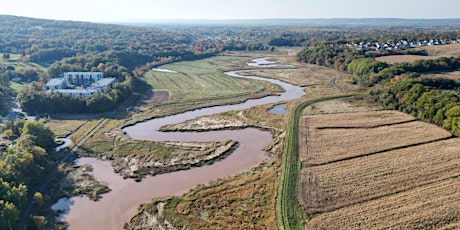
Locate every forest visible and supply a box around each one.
[0,121,56,229]
[372,78,460,134]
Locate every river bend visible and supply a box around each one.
[56,58,305,229]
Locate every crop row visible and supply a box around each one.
[305,177,460,229]
[299,138,460,214]
[300,120,452,165]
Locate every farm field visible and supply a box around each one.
[375,43,460,64]
[302,110,415,128]
[300,118,452,165]
[299,110,460,229]
[299,138,460,214]
[305,178,460,229]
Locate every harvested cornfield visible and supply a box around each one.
[302,110,416,128]
[298,138,460,214]
[300,120,452,165]
[305,177,460,229]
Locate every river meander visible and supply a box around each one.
[55,58,305,229]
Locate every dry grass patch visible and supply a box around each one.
[375,55,439,64]
[302,110,415,128]
[421,43,460,57]
[300,119,451,165]
[238,64,351,88]
[305,177,460,230]
[127,161,279,230]
[303,97,383,115]
[423,70,460,81]
[44,119,87,138]
[299,138,460,214]
[159,115,247,132]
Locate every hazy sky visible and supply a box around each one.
[1,0,459,22]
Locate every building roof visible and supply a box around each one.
[64,72,104,75]
[45,78,65,86]
[93,78,116,88]
[47,88,98,95]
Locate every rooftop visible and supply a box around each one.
[64,72,104,75]
[93,78,116,87]
[46,88,98,94]
[45,78,65,86]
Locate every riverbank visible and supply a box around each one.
[50,53,303,229]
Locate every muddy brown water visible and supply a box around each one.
[56,60,305,229]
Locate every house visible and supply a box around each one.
[64,72,104,85]
[45,78,67,90]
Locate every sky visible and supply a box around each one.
[1,0,459,22]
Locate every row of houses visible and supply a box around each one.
[44,72,116,97]
[345,38,460,52]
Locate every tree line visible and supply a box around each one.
[0,121,56,229]
[372,79,460,134]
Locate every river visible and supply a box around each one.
[53,58,305,229]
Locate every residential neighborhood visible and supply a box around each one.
[345,38,460,52]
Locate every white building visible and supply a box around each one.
[92,78,116,89]
[45,72,117,97]
[45,78,67,90]
[64,72,104,85]
[51,88,98,97]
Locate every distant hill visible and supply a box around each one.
[118,18,460,27]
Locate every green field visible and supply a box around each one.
[0,53,43,71]
[9,81,28,94]
[144,55,280,102]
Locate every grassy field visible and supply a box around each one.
[0,53,43,70]
[375,43,460,64]
[127,55,283,126]
[9,81,29,95]
[143,55,280,102]
[44,119,88,138]
[299,110,460,229]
